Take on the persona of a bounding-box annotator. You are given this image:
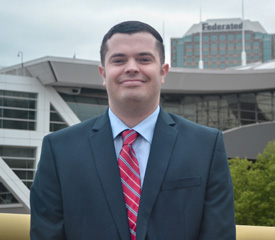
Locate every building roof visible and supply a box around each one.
[184,18,267,37]
[1,56,275,95]
[229,59,275,70]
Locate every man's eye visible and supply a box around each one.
[139,58,151,63]
[112,59,125,64]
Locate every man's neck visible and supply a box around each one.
[109,104,159,128]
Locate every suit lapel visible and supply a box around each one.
[136,109,178,240]
[89,111,131,240]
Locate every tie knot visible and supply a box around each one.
[122,130,138,146]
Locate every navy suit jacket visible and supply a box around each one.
[30,108,236,240]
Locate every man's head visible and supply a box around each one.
[98,21,169,123]
[100,21,165,66]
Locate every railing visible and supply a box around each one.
[0,213,275,240]
[0,213,30,240]
[236,225,275,240]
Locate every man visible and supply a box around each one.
[30,21,236,239]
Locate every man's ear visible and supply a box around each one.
[98,66,106,86]
[160,63,169,84]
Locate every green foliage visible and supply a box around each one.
[229,141,275,226]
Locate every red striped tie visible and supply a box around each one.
[118,130,141,240]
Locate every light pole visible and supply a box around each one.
[199,7,204,69]
[241,0,247,66]
[17,51,23,68]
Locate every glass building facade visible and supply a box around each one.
[161,90,275,131]
[57,88,275,132]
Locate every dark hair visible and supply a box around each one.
[100,21,165,65]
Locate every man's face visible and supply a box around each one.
[99,32,169,113]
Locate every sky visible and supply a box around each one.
[1,0,275,68]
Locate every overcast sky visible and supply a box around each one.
[1,0,275,68]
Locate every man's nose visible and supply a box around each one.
[124,59,140,75]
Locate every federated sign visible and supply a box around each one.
[202,22,243,32]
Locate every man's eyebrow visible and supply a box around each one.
[137,52,156,59]
[108,52,156,61]
[109,53,125,59]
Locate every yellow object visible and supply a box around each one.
[236,225,275,240]
[0,213,30,240]
[1,213,275,240]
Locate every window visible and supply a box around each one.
[219,35,226,41]
[59,91,108,121]
[211,35,217,41]
[0,146,36,189]
[228,35,234,41]
[50,105,68,132]
[211,64,217,69]
[212,57,217,62]
[211,50,217,55]
[0,183,18,204]
[194,36,200,42]
[211,43,217,48]
[0,90,37,130]
[203,36,209,42]
[184,36,192,42]
[228,49,235,55]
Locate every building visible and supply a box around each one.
[171,18,275,69]
[0,56,275,213]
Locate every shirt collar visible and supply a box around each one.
[108,106,160,144]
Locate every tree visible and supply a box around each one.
[229,141,275,226]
